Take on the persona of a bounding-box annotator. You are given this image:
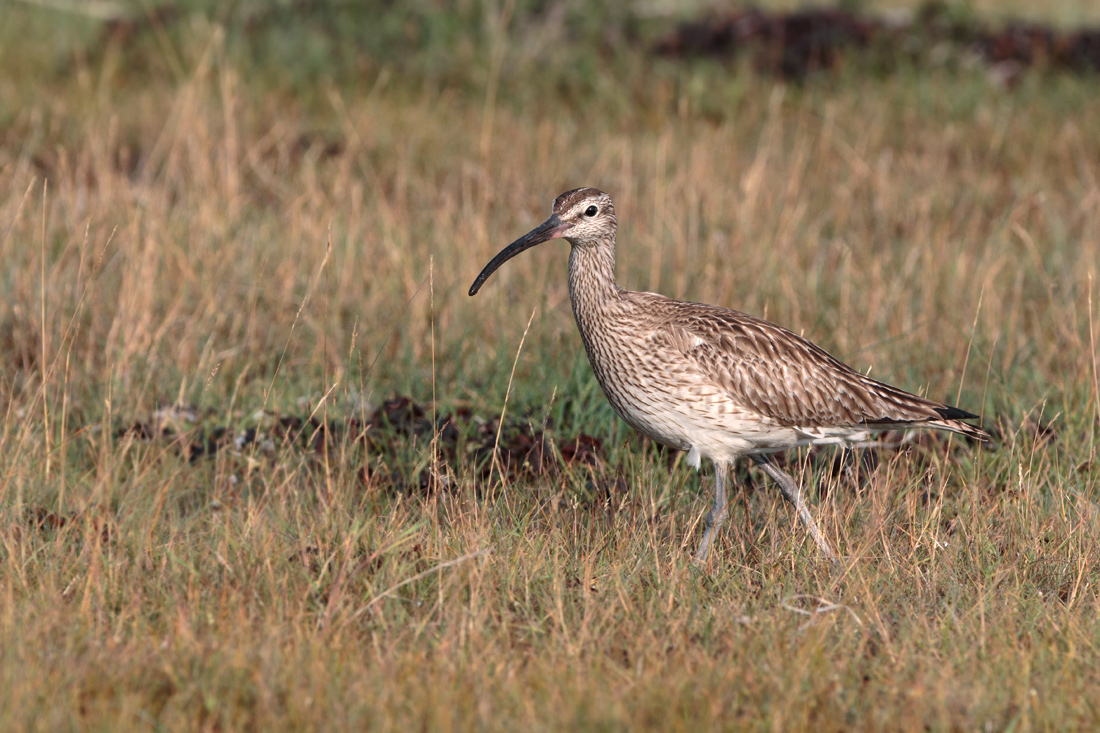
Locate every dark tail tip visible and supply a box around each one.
[936,405,991,444]
[936,405,980,422]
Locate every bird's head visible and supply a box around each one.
[469,187,616,296]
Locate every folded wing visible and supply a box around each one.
[648,298,986,439]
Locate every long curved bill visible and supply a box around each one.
[468,214,572,296]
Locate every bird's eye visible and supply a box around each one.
[585,205,598,217]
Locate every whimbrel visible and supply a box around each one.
[470,188,987,563]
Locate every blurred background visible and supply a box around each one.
[2,2,1100,729]
[3,1,1098,416]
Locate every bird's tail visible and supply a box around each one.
[927,417,990,442]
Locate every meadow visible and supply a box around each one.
[1,1,1099,729]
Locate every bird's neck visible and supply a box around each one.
[567,241,619,318]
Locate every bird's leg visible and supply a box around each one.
[750,455,837,562]
[694,461,729,565]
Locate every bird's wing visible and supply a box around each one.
[647,298,968,429]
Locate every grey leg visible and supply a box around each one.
[751,455,837,562]
[694,461,729,565]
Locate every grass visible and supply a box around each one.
[2,0,1100,729]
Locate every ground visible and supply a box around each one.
[1,1,1099,730]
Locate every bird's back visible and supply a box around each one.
[571,287,986,462]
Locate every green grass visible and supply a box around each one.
[2,1,1100,729]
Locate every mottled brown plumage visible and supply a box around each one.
[470,187,988,563]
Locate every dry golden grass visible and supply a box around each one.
[2,3,1100,730]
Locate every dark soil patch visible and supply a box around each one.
[654,3,1100,82]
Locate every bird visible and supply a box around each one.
[469,187,988,564]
